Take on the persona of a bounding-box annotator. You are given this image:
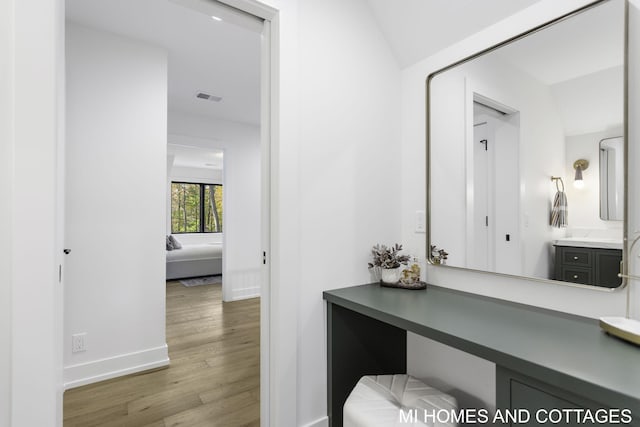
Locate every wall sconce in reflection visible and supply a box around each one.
[573,159,589,189]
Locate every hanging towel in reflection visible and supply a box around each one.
[551,190,568,228]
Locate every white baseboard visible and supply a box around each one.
[226,268,261,301]
[63,344,170,390]
[228,287,261,301]
[301,416,329,427]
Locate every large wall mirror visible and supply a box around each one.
[427,0,627,289]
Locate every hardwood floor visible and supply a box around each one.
[63,281,260,427]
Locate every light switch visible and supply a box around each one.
[415,210,426,233]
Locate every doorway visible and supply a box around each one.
[470,99,521,275]
[62,0,273,424]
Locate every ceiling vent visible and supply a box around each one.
[195,92,222,102]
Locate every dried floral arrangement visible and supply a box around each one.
[368,243,411,269]
[430,245,449,264]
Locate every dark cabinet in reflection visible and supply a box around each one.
[554,246,621,288]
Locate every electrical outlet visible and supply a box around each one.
[72,333,86,353]
[415,210,426,233]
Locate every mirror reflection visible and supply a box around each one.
[428,0,625,288]
[600,136,624,221]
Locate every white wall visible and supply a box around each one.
[296,0,402,424]
[64,24,169,388]
[401,0,637,412]
[0,0,13,425]
[551,65,624,137]
[565,127,624,237]
[168,112,262,300]
[171,165,223,184]
[167,164,224,245]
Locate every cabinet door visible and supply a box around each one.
[509,380,582,426]
[595,249,623,288]
[496,367,636,426]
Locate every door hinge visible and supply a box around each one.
[59,265,62,283]
[263,251,267,265]
[486,216,489,227]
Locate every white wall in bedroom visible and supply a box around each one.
[171,165,223,184]
[168,111,261,301]
[64,23,169,388]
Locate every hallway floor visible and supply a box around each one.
[63,281,260,427]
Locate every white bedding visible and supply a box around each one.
[166,243,222,262]
[166,243,223,280]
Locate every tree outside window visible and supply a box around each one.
[171,182,223,233]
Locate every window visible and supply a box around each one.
[171,182,223,233]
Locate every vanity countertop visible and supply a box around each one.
[553,236,623,250]
[324,283,640,414]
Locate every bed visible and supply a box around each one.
[166,243,222,280]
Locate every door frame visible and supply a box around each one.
[219,4,280,424]
[59,1,280,426]
[471,120,491,271]
[465,79,520,273]
[6,0,282,424]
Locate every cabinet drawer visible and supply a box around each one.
[561,249,591,266]
[561,267,592,285]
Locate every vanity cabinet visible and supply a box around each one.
[554,246,622,288]
[324,284,640,427]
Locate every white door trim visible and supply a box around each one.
[8,0,65,425]
[259,17,273,427]
[213,2,279,425]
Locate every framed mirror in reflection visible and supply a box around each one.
[427,0,626,289]
[600,136,624,221]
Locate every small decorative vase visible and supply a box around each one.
[369,266,382,283]
[380,267,402,284]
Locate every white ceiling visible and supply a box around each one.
[492,0,623,85]
[468,0,624,135]
[365,0,541,68]
[66,0,548,127]
[66,0,261,126]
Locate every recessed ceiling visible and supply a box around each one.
[365,0,541,68]
[66,0,261,125]
[168,144,224,170]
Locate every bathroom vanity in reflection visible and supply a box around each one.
[554,238,623,288]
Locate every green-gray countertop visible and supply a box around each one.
[323,283,640,413]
